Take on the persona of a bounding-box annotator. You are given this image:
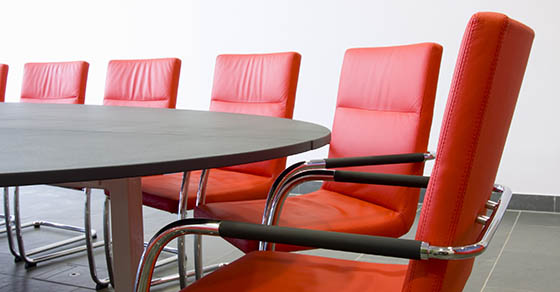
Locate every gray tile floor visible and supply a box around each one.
[0,185,559,291]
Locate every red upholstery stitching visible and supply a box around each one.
[411,15,510,292]
[405,15,479,292]
[447,16,509,246]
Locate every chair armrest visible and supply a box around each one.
[261,152,434,237]
[264,152,434,212]
[135,218,423,292]
[261,169,429,250]
[322,152,434,169]
[333,170,429,188]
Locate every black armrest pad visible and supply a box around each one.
[219,221,422,260]
[334,170,429,188]
[324,153,426,169]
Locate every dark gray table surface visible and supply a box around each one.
[0,103,331,187]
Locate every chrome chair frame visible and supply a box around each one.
[192,152,435,271]
[261,153,435,250]
[1,188,34,238]
[3,185,110,289]
[136,183,511,291]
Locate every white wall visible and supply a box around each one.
[0,1,556,195]
[0,0,196,106]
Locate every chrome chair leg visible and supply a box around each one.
[84,188,111,290]
[12,186,102,268]
[177,171,190,288]
[194,169,209,280]
[3,187,21,260]
[193,235,203,279]
[103,196,114,287]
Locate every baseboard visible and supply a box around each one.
[295,181,560,213]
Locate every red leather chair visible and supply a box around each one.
[94,57,182,288]
[103,58,181,108]
[0,64,8,102]
[20,61,89,104]
[135,12,534,292]
[194,43,442,254]
[3,61,90,273]
[138,52,301,286]
[141,52,301,213]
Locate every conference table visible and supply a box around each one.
[0,102,331,291]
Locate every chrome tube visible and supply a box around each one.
[260,170,336,251]
[3,187,21,259]
[135,222,221,292]
[103,196,114,287]
[177,171,190,288]
[0,220,34,235]
[14,185,36,267]
[28,221,95,235]
[26,235,88,256]
[84,188,110,289]
[423,151,436,160]
[150,262,226,286]
[261,161,325,225]
[194,169,209,280]
[421,184,512,260]
[195,169,210,207]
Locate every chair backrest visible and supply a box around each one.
[0,64,8,102]
[103,58,181,108]
[210,52,301,177]
[321,44,442,235]
[20,61,89,104]
[403,12,534,292]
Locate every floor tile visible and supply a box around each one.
[484,251,560,291]
[515,211,560,227]
[505,222,560,254]
[42,264,105,290]
[0,274,80,292]
[506,194,555,212]
[462,258,495,292]
[483,287,536,292]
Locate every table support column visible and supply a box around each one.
[105,177,143,292]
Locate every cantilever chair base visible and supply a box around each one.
[3,186,110,289]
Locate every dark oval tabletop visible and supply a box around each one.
[0,103,331,187]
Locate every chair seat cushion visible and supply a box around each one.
[182,251,406,292]
[194,189,408,253]
[141,169,274,213]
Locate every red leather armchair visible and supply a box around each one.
[194,43,442,253]
[135,12,534,292]
[141,52,301,213]
[95,57,182,288]
[138,52,301,287]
